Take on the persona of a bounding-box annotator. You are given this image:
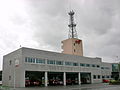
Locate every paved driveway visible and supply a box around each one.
[3,83,120,90]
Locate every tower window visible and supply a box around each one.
[74,49,75,52]
[74,43,75,46]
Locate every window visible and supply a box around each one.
[101,67,104,69]
[80,63,85,67]
[36,58,39,63]
[97,65,100,68]
[105,67,110,70]
[107,76,109,78]
[86,64,90,67]
[73,62,78,66]
[9,76,11,80]
[74,43,75,46]
[112,64,119,72]
[29,58,35,63]
[30,58,33,63]
[65,62,72,66]
[9,60,12,65]
[28,57,31,62]
[25,57,45,64]
[36,58,45,64]
[93,75,96,79]
[25,57,28,62]
[102,76,105,78]
[56,61,63,65]
[47,60,55,64]
[74,49,75,52]
[92,64,96,67]
[98,75,100,79]
[101,67,109,70]
[32,58,35,63]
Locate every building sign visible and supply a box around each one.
[15,59,19,67]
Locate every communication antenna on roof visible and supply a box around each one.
[68,10,78,38]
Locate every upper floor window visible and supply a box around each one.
[86,64,90,67]
[25,57,27,62]
[28,57,31,62]
[97,65,100,68]
[9,76,11,80]
[9,60,12,65]
[56,61,63,65]
[29,58,35,63]
[47,60,55,64]
[80,63,85,67]
[36,58,45,64]
[101,67,104,69]
[92,64,96,67]
[101,67,109,70]
[65,62,72,66]
[25,57,45,64]
[105,67,110,70]
[73,62,78,66]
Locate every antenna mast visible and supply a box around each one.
[68,10,78,38]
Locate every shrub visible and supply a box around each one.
[109,80,120,85]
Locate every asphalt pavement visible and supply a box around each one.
[1,83,120,90]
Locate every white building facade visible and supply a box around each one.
[2,47,112,87]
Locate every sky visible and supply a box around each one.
[0,0,120,70]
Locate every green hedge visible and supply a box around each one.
[109,80,120,85]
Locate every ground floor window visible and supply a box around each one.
[98,75,101,79]
[93,75,96,79]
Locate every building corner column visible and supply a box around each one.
[91,73,93,84]
[63,72,66,86]
[78,72,81,85]
[45,71,48,86]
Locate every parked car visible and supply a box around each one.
[25,80,31,86]
[25,80,42,86]
[66,79,72,85]
[103,79,110,83]
[49,79,63,85]
[72,80,78,84]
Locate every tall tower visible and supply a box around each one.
[61,10,83,56]
[68,10,77,38]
